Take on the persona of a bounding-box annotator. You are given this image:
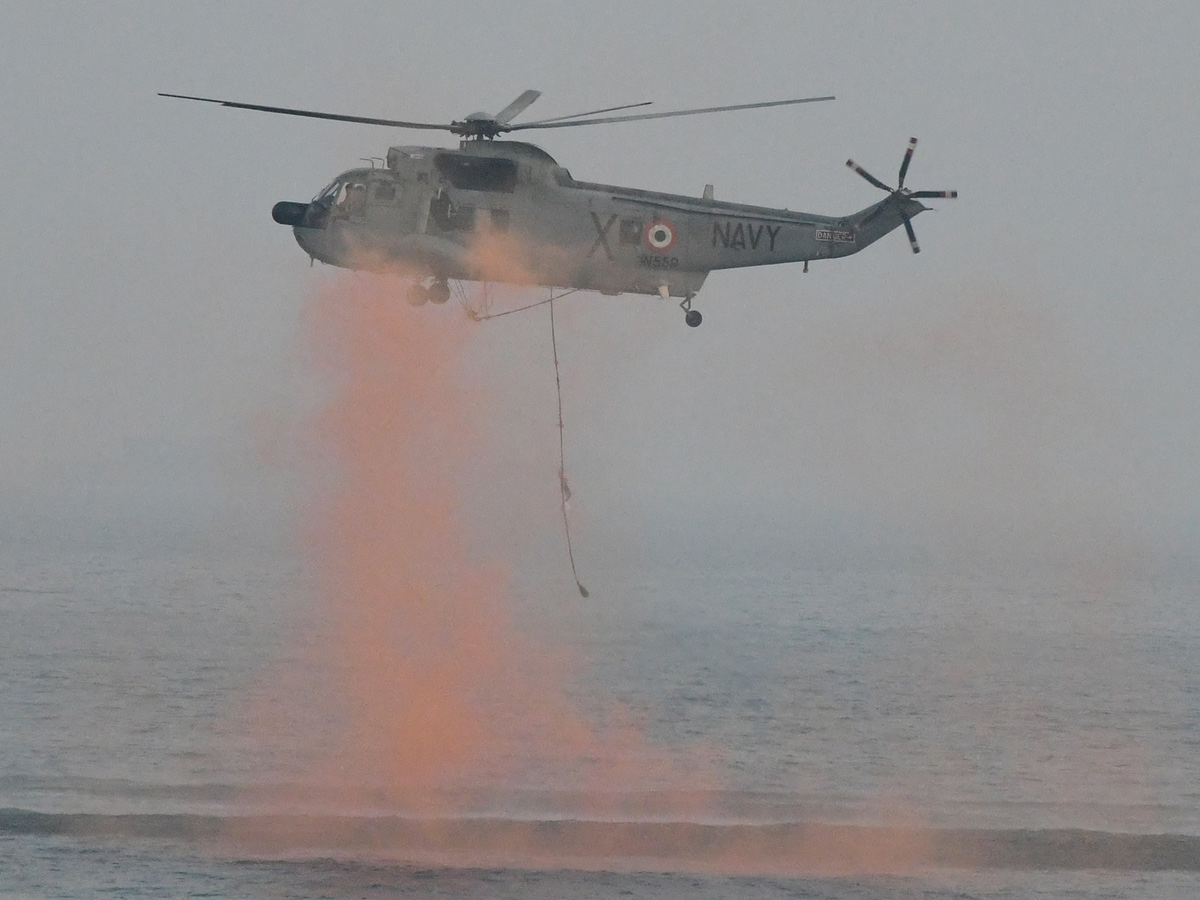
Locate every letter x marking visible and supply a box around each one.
[588,212,617,260]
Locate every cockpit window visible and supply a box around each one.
[329,181,367,217]
[433,154,518,192]
[313,180,340,202]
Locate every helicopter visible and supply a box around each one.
[160,90,956,327]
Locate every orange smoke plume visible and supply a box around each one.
[273,269,698,819]
[228,265,953,875]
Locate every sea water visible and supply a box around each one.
[3,537,1199,899]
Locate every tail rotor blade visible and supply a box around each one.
[902,215,920,254]
[898,137,917,189]
[848,138,954,252]
[845,160,893,192]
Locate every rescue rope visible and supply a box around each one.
[465,288,580,321]
[464,284,590,597]
[550,297,589,598]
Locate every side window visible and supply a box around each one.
[372,182,397,203]
[619,218,643,246]
[433,154,518,192]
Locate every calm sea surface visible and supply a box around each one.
[3,537,1199,899]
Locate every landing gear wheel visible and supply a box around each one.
[678,292,702,328]
[406,283,428,306]
[427,280,451,304]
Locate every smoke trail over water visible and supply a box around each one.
[253,270,704,825]
[229,269,1179,875]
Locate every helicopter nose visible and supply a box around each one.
[272,201,309,226]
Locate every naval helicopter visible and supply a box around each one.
[160,90,956,327]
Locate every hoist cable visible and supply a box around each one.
[466,288,581,321]
[466,286,589,597]
[550,297,589,598]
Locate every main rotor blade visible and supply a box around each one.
[845,159,893,193]
[902,214,921,254]
[897,137,917,189]
[158,93,453,131]
[908,189,958,198]
[519,101,654,126]
[492,89,542,125]
[509,95,834,130]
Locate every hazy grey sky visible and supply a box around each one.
[3,2,1198,566]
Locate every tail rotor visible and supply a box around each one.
[845,138,957,253]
